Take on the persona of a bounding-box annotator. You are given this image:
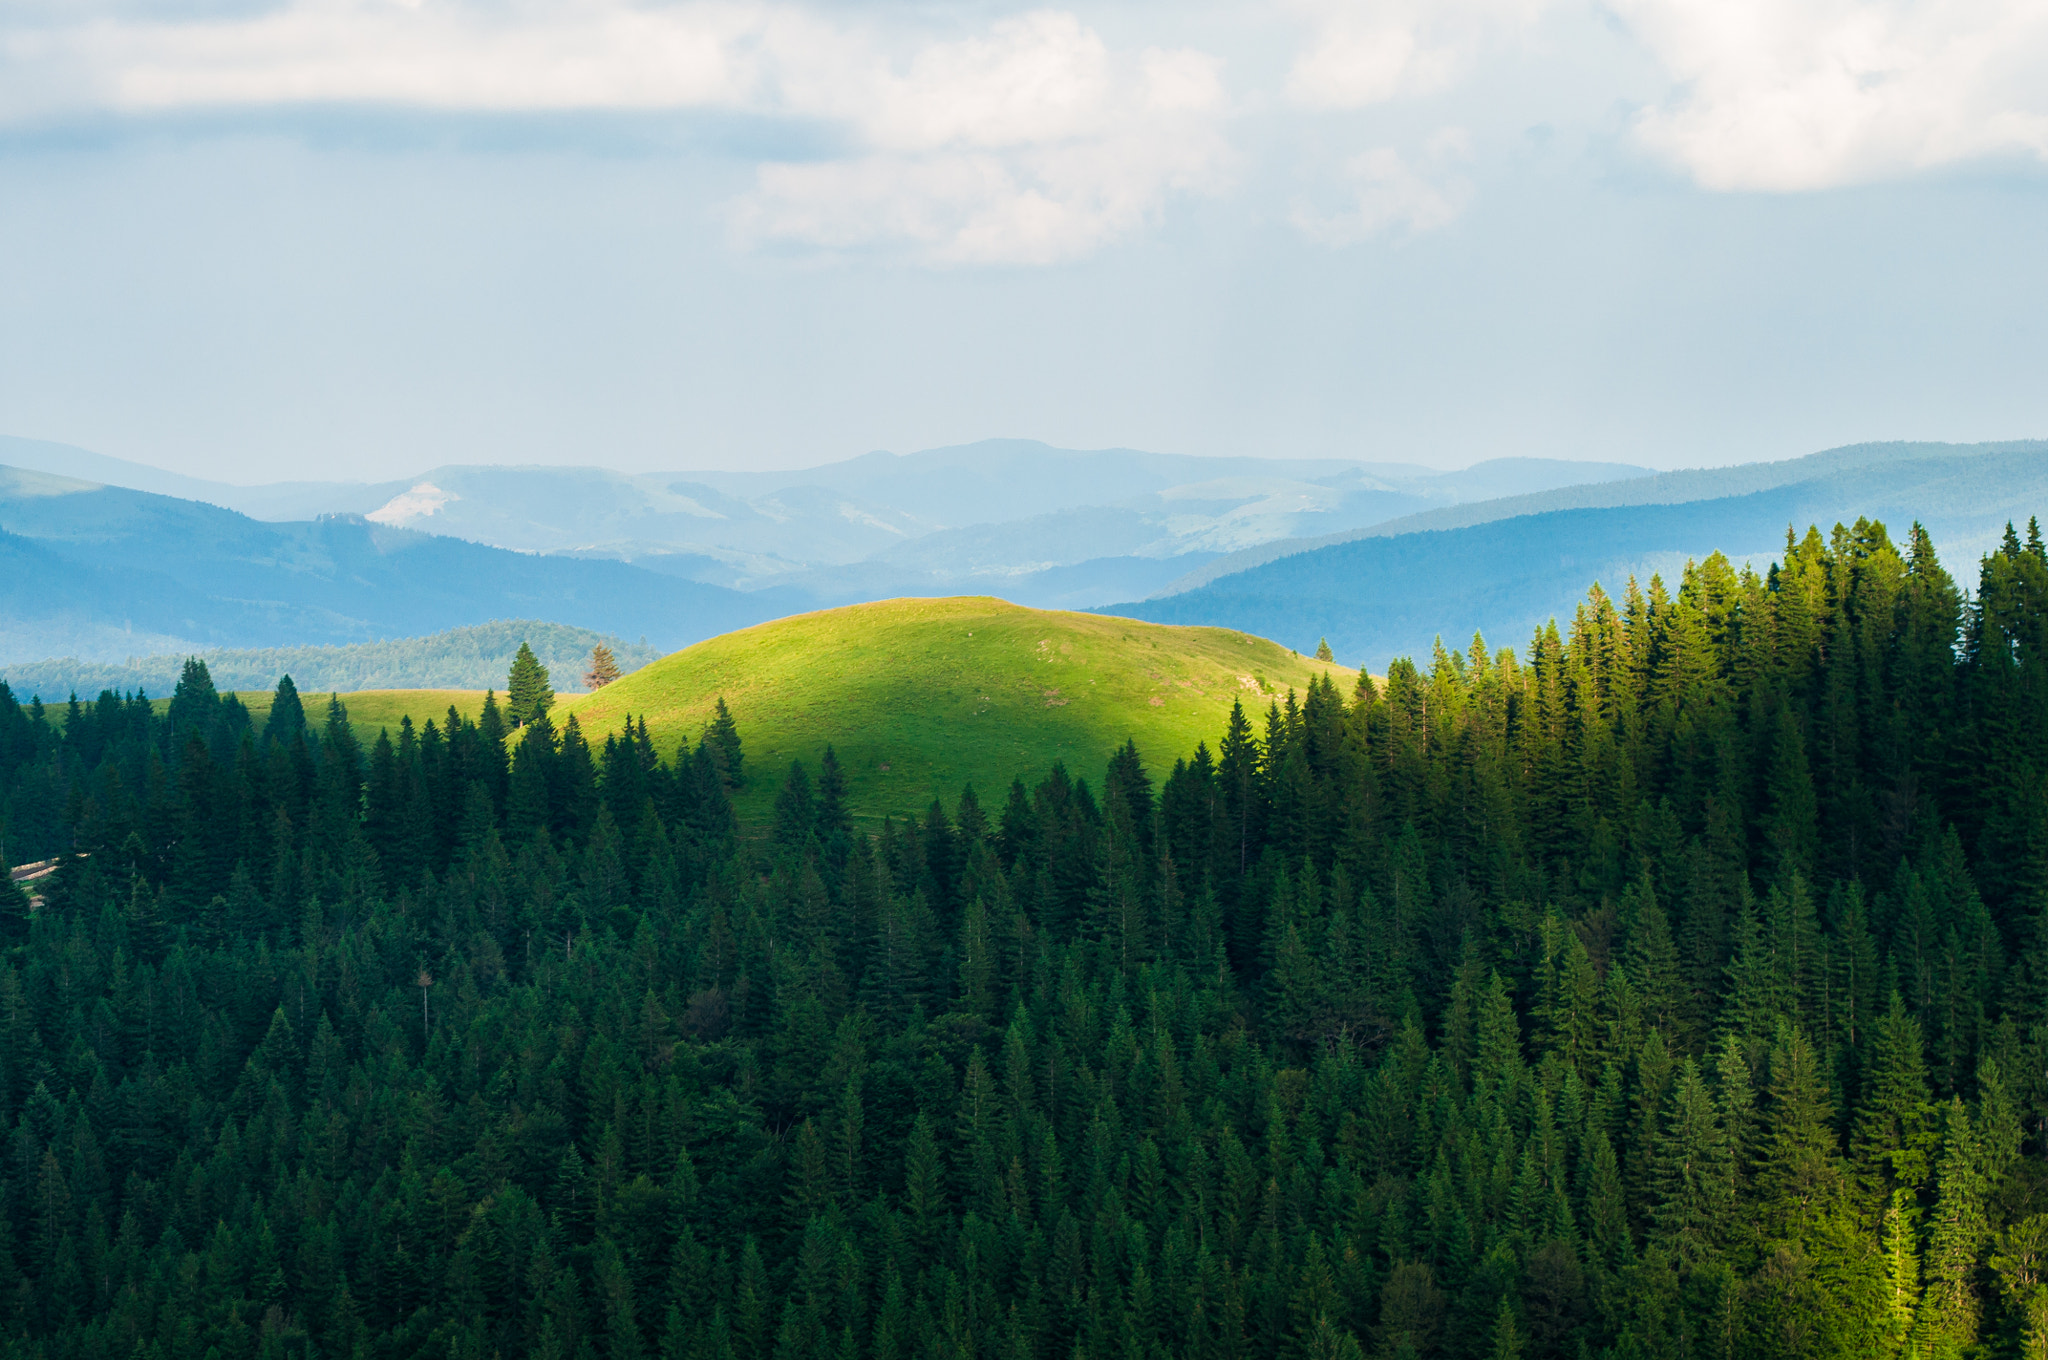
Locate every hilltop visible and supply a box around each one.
[560,596,1354,820]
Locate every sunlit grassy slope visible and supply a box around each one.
[559,596,1355,821]
[222,689,487,747]
[42,689,485,750]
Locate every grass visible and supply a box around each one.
[75,688,493,748]
[27,597,1354,824]
[558,596,1356,822]
[241,688,490,747]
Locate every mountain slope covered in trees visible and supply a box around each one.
[0,515,2045,1358]
[1118,442,2048,665]
[1152,440,2048,598]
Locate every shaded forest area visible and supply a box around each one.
[1,518,2047,1359]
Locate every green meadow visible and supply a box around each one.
[27,598,1353,822]
[557,596,1355,821]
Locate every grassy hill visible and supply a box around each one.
[21,686,484,749]
[64,689,492,749]
[560,596,1354,821]
[231,688,489,747]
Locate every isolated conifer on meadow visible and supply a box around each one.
[1314,637,1334,662]
[168,657,218,735]
[265,673,306,746]
[584,643,621,690]
[507,641,553,727]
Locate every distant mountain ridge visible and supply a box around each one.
[0,620,662,702]
[1106,439,2048,668]
[18,432,2042,685]
[0,465,796,665]
[0,435,1650,604]
[1151,439,2048,597]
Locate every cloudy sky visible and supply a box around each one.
[1,0,2044,482]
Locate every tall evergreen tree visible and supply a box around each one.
[706,699,744,789]
[508,641,554,727]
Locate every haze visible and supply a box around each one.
[2,0,2045,483]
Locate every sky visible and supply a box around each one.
[1,0,2045,484]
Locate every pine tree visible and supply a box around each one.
[1916,1099,1988,1357]
[1486,1296,1524,1360]
[167,657,219,736]
[1761,703,1820,889]
[585,644,623,690]
[1757,1024,1841,1238]
[265,673,307,746]
[0,843,30,942]
[508,642,554,728]
[1989,1215,2048,1360]
[1315,638,1335,664]
[1653,1058,1731,1265]
[772,761,815,854]
[1851,993,1937,1193]
[706,699,744,790]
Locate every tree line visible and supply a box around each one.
[0,516,2045,1359]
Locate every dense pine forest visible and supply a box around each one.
[2,517,2047,1360]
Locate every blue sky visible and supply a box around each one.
[1,0,2044,483]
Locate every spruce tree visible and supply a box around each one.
[705,698,743,789]
[167,656,218,736]
[772,761,815,853]
[1653,1058,1732,1265]
[1757,1024,1842,1238]
[0,845,30,942]
[1851,993,1937,1193]
[584,644,622,690]
[507,641,553,727]
[1916,1099,1989,1356]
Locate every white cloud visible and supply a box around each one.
[1613,0,2048,190]
[0,2,1231,264]
[735,135,1228,266]
[733,20,1230,264]
[1292,132,1471,243]
[0,1,769,115]
[1283,0,1552,109]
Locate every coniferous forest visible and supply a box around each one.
[2,518,2048,1360]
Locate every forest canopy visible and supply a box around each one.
[0,516,2045,1360]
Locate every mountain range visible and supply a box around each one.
[3,433,2044,684]
[0,464,799,667]
[0,435,1645,600]
[1110,439,2048,665]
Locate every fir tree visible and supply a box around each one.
[1916,1099,1989,1357]
[706,698,744,789]
[1653,1058,1731,1265]
[1757,1024,1841,1238]
[166,656,219,735]
[508,641,554,727]
[585,643,623,690]
[1851,993,1937,1193]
